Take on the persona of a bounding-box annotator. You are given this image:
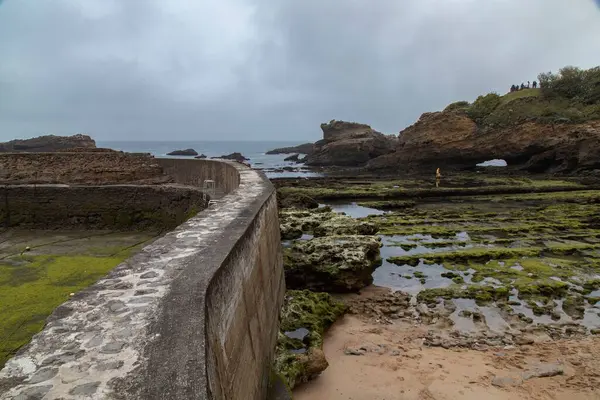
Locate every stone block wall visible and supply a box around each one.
[0,185,207,230]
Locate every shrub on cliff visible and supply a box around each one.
[466,93,501,122]
[444,101,470,113]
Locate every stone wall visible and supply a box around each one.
[0,152,165,184]
[0,160,285,400]
[0,185,207,230]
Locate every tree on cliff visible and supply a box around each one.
[539,66,600,104]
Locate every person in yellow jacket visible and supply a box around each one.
[436,168,441,187]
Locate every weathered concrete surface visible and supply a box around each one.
[0,185,208,230]
[0,160,285,400]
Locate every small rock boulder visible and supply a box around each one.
[167,148,198,156]
[194,154,207,159]
[522,363,564,380]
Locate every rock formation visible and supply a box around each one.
[267,143,315,155]
[195,154,207,159]
[366,111,600,173]
[305,120,397,167]
[0,134,96,152]
[213,152,248,162]
[167,148,198,156]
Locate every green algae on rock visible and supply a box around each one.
[274,290,346,390]
[284,235,382,292]
[416,285,510,306]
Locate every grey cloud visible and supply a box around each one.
[1,0,599,141]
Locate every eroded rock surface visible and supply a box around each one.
[367,111,600,173]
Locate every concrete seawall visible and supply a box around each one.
[156,158,241,193]
[0,159,285,400]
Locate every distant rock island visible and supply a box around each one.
[213,152,248,163]
[167,148,198,156]
[0,134,96,152]
[266,143,315,155]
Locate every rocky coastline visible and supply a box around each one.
[273,171,600,398]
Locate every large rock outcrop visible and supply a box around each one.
[0,134,96,152]
[367,112,600,173]
[283,235,382,292]
[305,120,397,167]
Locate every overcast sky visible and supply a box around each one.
[1,0,600,142]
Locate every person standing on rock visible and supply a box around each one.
[436,168,442,188]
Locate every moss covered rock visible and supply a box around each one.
[284,235,382,292]
[312,215,378,237]
[279,208,378,239]
[274,290,346,390]
[278,192,319,209]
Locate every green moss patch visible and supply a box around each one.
[416,285,509,306]
[0,253,134,368]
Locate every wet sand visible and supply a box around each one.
[294,314,600,400]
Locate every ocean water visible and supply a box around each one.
[98,140,322,178]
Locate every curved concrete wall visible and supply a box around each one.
[0,159,284,400]
[157,158,241,193]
